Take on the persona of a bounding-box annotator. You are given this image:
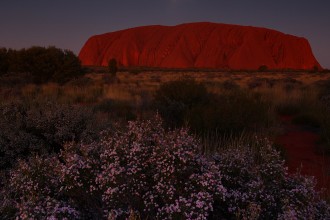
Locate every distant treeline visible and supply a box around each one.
[0,46,83,84]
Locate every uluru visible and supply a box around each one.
[79,22,322,70]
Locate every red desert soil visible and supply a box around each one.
[276,116,330,191]
[79,22,321,70]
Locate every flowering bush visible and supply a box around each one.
[213,137,330,219]
[4,156,80,219]
[0,101,108,171]
[95,116,225,219]
[2,116,225,219]
[1,116,329,219]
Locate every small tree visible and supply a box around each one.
[312,65,319,73]
[108,58,118,76]
[258,65,268,72]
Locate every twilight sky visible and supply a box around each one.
[1,0,329,68]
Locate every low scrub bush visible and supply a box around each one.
[154,79,270,137]
[0,101,109,171]
[94,99,136,120]
[1,116,225,219]
[0,46,83,84]
[213,137,329,219]
[1,116,329,219]
[154,79,209,128]
[187,90,270,135]
[222,80,239,90]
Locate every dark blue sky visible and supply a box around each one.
[1,0,329,68]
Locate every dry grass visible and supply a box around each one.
[3,71,329,108]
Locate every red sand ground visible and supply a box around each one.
[79,22,321,70]
[276,116,330,191]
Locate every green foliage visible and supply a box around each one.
[0,46,83,84]
[258,65,268,72]
[0,101,110,171]
[0,48,9,75]
[1,118,329,219]
[311,65,320,73]
[154,79,209,128]
[108,58,118,76]
[213,138,329,219]
[154,79,271,140]
[52,50,83,84]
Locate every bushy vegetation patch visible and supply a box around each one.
[0,101,109,172]
[1,117,328,219]
[93,99,136,120]
[214,137,329,219]
[0,46,83,84]
[154,79,270,137]
[154,79,210,128]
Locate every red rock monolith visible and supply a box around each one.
[79,22,322,70]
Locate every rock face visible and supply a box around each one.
[79,22,321,70]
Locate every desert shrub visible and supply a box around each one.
[108,58,118,76]
[272,142,288,160]
[154,79,209,128]
[94,99,136,120]
[310,65,320,73]
[1,117,329,219]
[187,90,270,135]
[222,80,239,90]
[1,116,225,219]
[154,79,270,138]
[21,46,63,83]
[0,101,108,171]
[1,156,81,219]
[0,72,34,88]
[282,77,302,92]
[258,65,268,72]
[52,50,83,84]
[248,77,265,89]
[0,47,83,84]
[96,116,224,219]
[65,76,94,87]
[212,137,330,219]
